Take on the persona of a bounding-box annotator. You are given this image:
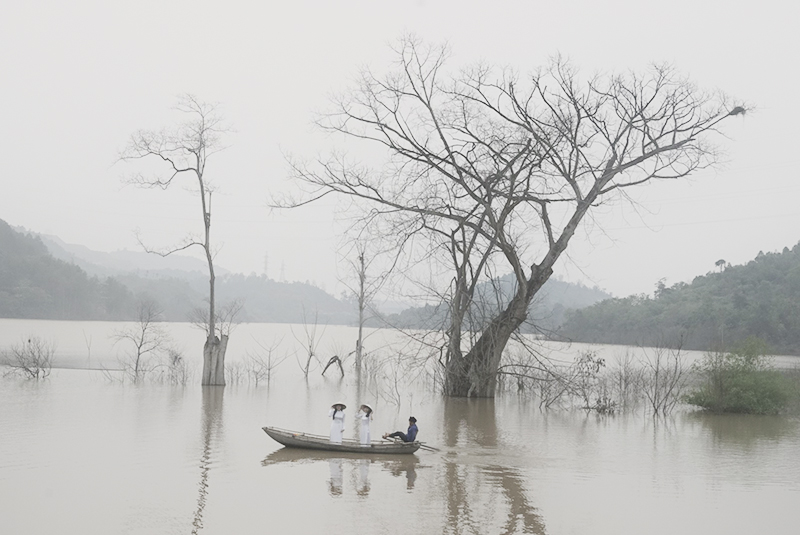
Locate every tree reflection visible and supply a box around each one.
[443,397,498,447]
[484,465,547,535]
[442,398,546,535]
[191,386,224,535]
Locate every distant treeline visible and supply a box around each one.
[0,218,352,323]
[557,243,800,355]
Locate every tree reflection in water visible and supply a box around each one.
[442,398,546,535]
[191,386,224,535]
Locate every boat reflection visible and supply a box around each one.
[262,448,421,497]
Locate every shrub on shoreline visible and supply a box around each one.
[685,337,792,414]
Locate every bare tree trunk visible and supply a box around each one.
[203,334,228,386]
[355,253,365,374]
[444,267,552,397]
[444,293,528,397]
[200,191,228,386]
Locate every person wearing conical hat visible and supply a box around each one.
[328,402,346,444]
[358,404,373,446]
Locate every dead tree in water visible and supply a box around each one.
[322,355,345,377]
[341,242,390,375]
[292,308,325,378]
[112,299,169,382]
[120,95,230,386]
[283,37,747,398]
[2,336,54,379]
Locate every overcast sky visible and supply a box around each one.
[2,0,798,300]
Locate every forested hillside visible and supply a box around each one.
[0,219,136,319]
[0,219,352,323]
[558,243,800,355]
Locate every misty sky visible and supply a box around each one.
[2,0,798,299]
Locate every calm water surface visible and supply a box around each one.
[1,320,799,534]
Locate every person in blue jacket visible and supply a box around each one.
[383,416,418,442]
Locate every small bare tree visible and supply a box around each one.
[113,299,170,382]
[351,247,370,374]
[292,308,326,378]
[641,344,688,415]
[245,337,287,386]
[120,94,230,386]
[605,350,644,411]
[340,241,393,374]
[163,347,192,386]
[2,336,55,379]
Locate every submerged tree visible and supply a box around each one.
[2,336,54,380]
[112,299,170,382]
[341,241,391,374]
[120,95,229,386]
[285,38,746,397]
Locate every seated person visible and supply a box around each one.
[383,416,418,442]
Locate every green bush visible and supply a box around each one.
[685,337,791,414]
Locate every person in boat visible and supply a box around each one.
[383,416,418,442]
[328,403,346,444]
[358,404,373,445]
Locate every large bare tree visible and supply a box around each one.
[286,38,746,397]
[120,95,229,386]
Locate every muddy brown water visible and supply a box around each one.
[1,320,799,534]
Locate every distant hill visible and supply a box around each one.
[0,219,135,319]
[34,231,226,278]
[2,218,611,329]
[376,273,612,333]
[1,219,352,324]
[557,243,800,355]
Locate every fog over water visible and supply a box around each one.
[2,320,799,534]
[3,1,800,299]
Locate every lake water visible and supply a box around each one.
[1,320,799,534]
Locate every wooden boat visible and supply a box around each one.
[263,426,421,454]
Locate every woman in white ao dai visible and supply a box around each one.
[329,403,346,443]
[358,404,373,445]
